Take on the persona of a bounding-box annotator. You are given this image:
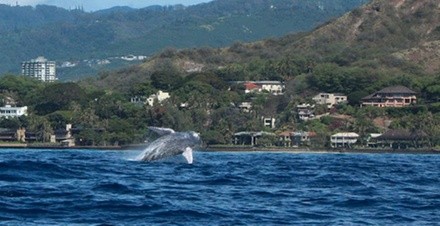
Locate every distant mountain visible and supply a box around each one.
[0,0,370,79]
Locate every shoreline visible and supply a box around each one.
[0,143,439,154]
[204,146,440,155]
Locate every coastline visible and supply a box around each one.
[204,146,440,155]
[0,143,439,154]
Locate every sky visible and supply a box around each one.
[0,0,212,11]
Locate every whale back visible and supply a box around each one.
[138,130,201,162]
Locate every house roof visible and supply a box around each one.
[362,86,416,100]
[331,132,359,138]
[244,82,260,90]
[377,86,416,94]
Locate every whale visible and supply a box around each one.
[137,127,201,164]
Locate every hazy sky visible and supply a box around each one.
[1,0,212,11]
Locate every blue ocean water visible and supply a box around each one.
[0,149,439,225]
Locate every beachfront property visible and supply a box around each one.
[0,105,28,118]
[312,93,347,108]
[278,131,316,147]
[377,129,429,149]
[361,86,417,107]
[233,131,276,146]
[330,132,359,148]
[22,56,57,82]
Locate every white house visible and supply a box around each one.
[0,105,28,118]
[313,93,347,108]
[330,132,359,148]
[242,81,285,95]
[238,102,252,112]
[262,117,276,129]
[147,90,170,106]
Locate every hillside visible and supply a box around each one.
[0,0,369,79]
[2,0,440,148]
[88,0,440,97]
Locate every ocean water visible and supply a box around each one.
[0,149,439,225]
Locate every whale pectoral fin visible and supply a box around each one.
[182,147,193,164]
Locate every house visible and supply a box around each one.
[278,131,293,147]
[233,131,276,146]
[54,124,75,147]
[241,81,285,95]
[330,132,359,148]
[278,131,316,147]
[0,128,19,142]
[313,93,347,108]
[147,90,170,106]
[262,117,276,129]
[366,133,383,148]
[361,86,417,107]
[0,105,28,118]
[130,96,146,105]
[377,129,428,149]
[238,102,252,112]
[297,103,315,121]
[259,81,284,95]
[292,131,316,147]
[244,82,260,93]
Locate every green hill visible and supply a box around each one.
[0,0,369,79]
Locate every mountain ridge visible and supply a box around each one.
[0,0,370,78]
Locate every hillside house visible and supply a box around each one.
[297,103,315,121]
[313,93,347,108]
[147,91,170,106]
[0,105,28,118]
[361,86,417,107]
[238,102,252,112]
[241,81,285,95]
[131,91,171,106]
[262,117,276,129]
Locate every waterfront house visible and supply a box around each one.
[278,131,293,147]
[377,129,429,149]
[233,131,276,146]
[330,132,359,148]
[312,93,347,108]
[361,86,417,107]
[278,131,316,147]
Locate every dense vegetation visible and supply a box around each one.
[1,0,440,148]
[0,0,369,79]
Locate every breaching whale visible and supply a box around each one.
[137,127,201,164]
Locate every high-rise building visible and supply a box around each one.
[21,56,57,82]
